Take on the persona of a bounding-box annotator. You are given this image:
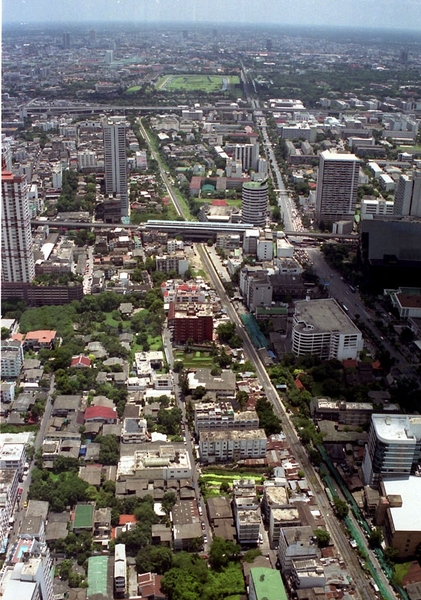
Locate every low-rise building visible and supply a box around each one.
[188,368,236,399]
[117,445,191,481]
[199,429,267,463]
[278,526,320,576]
[194,402,259,433]
[249,567,288,600]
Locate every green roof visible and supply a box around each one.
[73,503,94,529]
[87,555,108,598]
[250,568,287,600]
[255,306,287,315]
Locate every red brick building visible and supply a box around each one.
[168,302,213,344]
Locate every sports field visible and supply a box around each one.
[157,74,240,92]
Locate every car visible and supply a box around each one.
[201,522,205,530]
[23,500,28,508]
[203,536,208,544]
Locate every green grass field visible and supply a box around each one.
[126,85,142,93]
[201,472,265,498]
[157,74,240,92]
[398,145,421,153]
[174,350,215,368]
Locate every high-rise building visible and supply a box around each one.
[394,171,421,217]
[315,151,359,228]
[241,181,268,227]
[362,414,421,487]
[233,143,259,171]
[103,116,128,218]
[1,170,35,283]
[62,32,71,49]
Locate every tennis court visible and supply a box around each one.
[87,555,108,598]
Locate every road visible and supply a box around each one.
[8,376,55,546]
[307,247,417,377]
[136,119,186,219]
[198,243,394,600]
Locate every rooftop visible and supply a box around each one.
[294,298,361,335]
[383,477,421,532]
[250,568,288,600]
[372,414,421,444]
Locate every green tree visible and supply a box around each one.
[161,491,177,515]
[192,386,206,400]
[96,434,120,465]
[209,537,241,570]
[136,545,173,574]
[313,529,330,548]
[368,527,383,549]
[333,497,349,519]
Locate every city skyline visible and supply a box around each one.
[3,0,421,30]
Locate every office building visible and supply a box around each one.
[103,116,129,218]
[360,217,421,290]
[315,151,359,228]
[394,171,421,217]
[292,299,363,360]
[362,414,421,487]
[1,170,35,284]
[242,181,268,227]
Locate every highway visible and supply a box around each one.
[197,243,387,600]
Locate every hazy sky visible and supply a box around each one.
[3,0,421,30]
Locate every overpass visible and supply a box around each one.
[31,219,358,242]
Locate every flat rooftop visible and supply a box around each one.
[372,414,421,443]
[200,429,266,442]
[383,477,421,532]
[294,298,361,335]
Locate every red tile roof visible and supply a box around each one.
[71,355,91,368]
[25,330,57,343]
[84,405,117,421]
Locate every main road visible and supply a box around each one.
[197,243,385,600]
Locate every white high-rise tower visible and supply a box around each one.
[103,116,129,218]
[1,169,35,283]
[241,181,268,227]
[315,151,359,228]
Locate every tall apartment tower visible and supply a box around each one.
[315,151,359,229]
[394,171,421,217]
[241,181,268,227]
[62,32,71,49]
[362,414,421,487]
[233,143,259,172]
[1,169,35,283]
[103,116,129,218]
